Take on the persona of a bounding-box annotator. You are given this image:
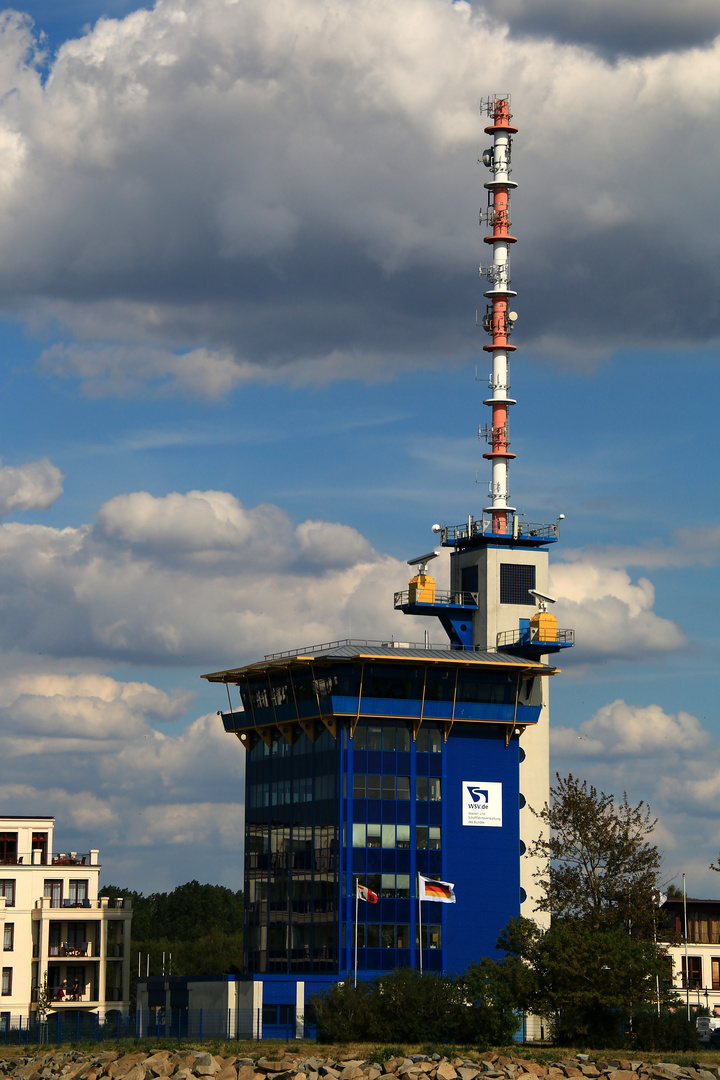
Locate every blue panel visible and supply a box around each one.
[442,723,520,974]
[263,981,298,1004]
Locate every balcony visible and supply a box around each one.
[52,852,92,866]
[48,942,95,958]
[34,896,132,912]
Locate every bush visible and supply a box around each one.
[629,1007,699,1052]
[309,966,520,1045]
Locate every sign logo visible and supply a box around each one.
[462,781,502,827]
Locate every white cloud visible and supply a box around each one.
[549,561,686,662]
[0,457,63,519]
[553,699,707,758]
[0,670,245,889]
[0,0,716,386]
[550,700,720,894]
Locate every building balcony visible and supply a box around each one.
[33,896,131,914]
[52,851,98,866]
[48,942,97,958]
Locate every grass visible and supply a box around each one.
[2,1039,720,1066]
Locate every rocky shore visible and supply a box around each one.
[1,1050,720,1080]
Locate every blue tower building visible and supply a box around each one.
[201,96,574,1038]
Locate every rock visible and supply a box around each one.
[436,1065,457,1080]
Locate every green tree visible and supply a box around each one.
[530,773,662,936]
[490,916,676,1047]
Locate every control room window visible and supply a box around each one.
[0,882,15,908]
[416,727,442,753]
[500,563,536,605]
[2,925,12,951]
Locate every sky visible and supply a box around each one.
[0,0,719,900]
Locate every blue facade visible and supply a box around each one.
[205,643,554,990]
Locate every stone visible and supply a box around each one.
[436,1065,457,1080]
[216,1068,238,1080]
[458,1069,479,1080]
[340,1069,364,1080]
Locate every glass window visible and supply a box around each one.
[68,881,88,905]
[417,726,442,753]
[424,667,456,702]
[352,824,366,848]
[367,824,381,849]
[396,825,411,849]
[2,925,12,951]
[353,725,367,750]
[397,727,410,752]
[382,776,395,800]
[0,882,14,907]
[353,775,366,798]
[396,875,410,898]
[367,727,382,751]
[428,826,442,849]
[381,874,396,898]
[0,835,17,865]
[416,777,428,801]
[366,924,380,948]
[417,826,428,849]
[381,728,395,751]
[396,924,410,948]
[396,776,410,800]
[1,968,10,995]
[417,924,442,949]
[367,874,381,896]
[428,778,441,801]
[382,925,396,948]
[500,563,536,605]
[381,825,395,848]
[367,775,382,799]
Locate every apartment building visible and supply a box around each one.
[661,896,720,1013]
[0,816,132,1027]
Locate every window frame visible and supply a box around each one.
[0,881,15,907]
[1,967,11,996]
[2,924,12,951]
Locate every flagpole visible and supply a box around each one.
[418,873,423,975]
[354,879,359,988]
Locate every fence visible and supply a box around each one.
[0,1009,308,1047]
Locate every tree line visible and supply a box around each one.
[99,880,243,1004]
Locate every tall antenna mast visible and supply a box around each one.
[479,95,518,536]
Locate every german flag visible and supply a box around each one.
[418,874,456,903]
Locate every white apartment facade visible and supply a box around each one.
[662,897,720,1015]
[0,816,132,1028]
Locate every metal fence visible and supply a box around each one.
[0,1009,306,1047]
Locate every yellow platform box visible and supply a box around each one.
[408,573,436,604]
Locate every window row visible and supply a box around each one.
[351,776,441,801]
[682,955,720,990]
[44,880,89,907]
[247,775,337,809]
[355,924,441,949]
[351,725,442,753]
[352,824,441,850]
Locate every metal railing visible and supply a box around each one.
[393,590,478,608]
[439,515,561,544]
[496,627,575,648]
[264,637,446,661]
[0,1008,308,1046]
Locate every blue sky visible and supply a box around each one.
[0,0,719,897]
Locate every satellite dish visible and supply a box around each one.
[431,524,442,534]
[508,311,518,322]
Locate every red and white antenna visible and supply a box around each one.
[479,95,518,536]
